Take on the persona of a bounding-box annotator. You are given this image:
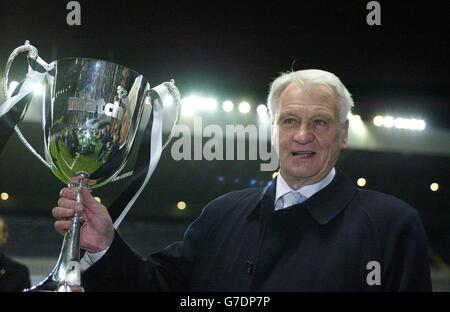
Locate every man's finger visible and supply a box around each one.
[57,198,84,213]
[54,220,72,235]
[52,207,76,219]
[59,188,77,200]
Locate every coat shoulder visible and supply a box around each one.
[353,188,423,231]
[201,187,264,217]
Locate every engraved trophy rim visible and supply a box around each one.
[50,56,144,77]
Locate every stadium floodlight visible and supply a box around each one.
[357,178,367,187]
[373,115,384,127]
[383,116,394,128]
[238,101,251,114]
[257,104,268,116]
[177,201,187,210]
[430,183,439,192]
[222,100,234,112]
[1,192,9,201]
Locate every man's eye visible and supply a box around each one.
[313,119,327,127]
[283,118,297,126]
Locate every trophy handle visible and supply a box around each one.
[111,80,182,226]
[2,40,53,169]
[2,40,39,99]
[160,79,181,150]
[110,79,181,184]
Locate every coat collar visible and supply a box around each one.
[247,168,357,225]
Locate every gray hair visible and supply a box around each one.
[267,69,354,123]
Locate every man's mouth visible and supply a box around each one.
[291,151,316,158]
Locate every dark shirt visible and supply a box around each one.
[83,169,432,291]
[0,253,31,292]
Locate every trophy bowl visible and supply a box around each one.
[1,41,181,291]
[45,57,148,188]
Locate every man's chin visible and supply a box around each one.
[284,168,321,181]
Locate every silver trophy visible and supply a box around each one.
[1,41,181,291]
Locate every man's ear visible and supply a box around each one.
[341,119,349,148]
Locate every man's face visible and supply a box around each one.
[273,82,349,189]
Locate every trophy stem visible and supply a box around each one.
[25,172,89,292]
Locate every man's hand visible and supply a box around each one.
[52,187,114,253]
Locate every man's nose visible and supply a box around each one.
[293,123,314,144]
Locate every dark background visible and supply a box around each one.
[0,0,448,272]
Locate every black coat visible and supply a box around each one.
[0,253,31,292]
[83,169,432,291]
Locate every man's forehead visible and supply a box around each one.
[279,106,334,116]
[278,83,338,114]
[280,82,336,102]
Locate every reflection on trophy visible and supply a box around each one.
[1,41,181,291]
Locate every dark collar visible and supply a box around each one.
[246,168,357,225]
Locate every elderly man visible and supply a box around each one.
[53,69,432,291]
[0,217,31,292]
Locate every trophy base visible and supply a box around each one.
[24,276,84,292]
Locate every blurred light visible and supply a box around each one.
[272,172,279,179]
[257,104,268,116]
[206,98,217,111]
[417,120,426,131]
[349,113,366,135]
[233,177,240,184]
[383,116,394,128]
[357,178,367,187]
[257,104,271,124]
[32,82,44,95]
[430,183,439,192]
[1,193,9,201]
[217,176,224,182]
[249,179,257,186]
[94,197,101,203]
[222,100,234,112]
[7,81,19,97]
[238,101,251,114]
[181,96,217,115]
[394,117,406,129]
[177,201,187,210]
[412,119,426,131]
[181,96,195,115]
[373,115,426,131]
[163,94,174,107]
[350,114,362,122]
[373,116,384,127]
